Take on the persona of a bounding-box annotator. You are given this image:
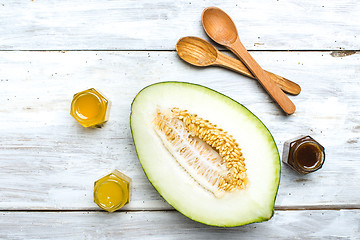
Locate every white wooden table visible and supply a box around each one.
[0,1,359,239]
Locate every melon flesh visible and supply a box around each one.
[130,82,280,227]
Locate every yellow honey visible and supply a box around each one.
[70,88,111,127]
[94,170,131,212]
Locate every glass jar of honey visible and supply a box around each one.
[94,170,131,212]
[70,88,111,127]
[282,135,325,174]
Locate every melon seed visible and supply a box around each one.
[153,108,248,198]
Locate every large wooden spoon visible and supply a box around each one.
[202,7,296,114]
[176,36,301,95]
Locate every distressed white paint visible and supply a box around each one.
[0,50,359,210]
[0,0,359,50]
[0,210,359,239]
[0,0,359,238]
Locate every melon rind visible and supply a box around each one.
[130,82,280,227]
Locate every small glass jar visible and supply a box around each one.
[70,88,111,127]
[94,170,131,212]
[282,135,325,174]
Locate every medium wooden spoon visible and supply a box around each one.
[202,7,296,114]
[176,36,301,95]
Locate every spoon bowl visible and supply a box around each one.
[202,7,238,46]
[176,37,218,67]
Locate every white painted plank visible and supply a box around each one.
[0,210,358,239]
[0,51,359,210]
[0,0,359,50]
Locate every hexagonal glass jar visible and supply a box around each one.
[94,170,131,212]
[282,135,325,174]
[70,88,111,127]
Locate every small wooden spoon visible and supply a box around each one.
[176,36,301,95]
[202,7,296,114]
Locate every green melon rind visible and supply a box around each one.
[130,81,280,227]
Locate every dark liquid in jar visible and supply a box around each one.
[282,135,325,174]
[295,142,321,168]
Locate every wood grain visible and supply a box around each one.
[0,210,358,239]
[0,50,359,210]
[0,0,358,50]
[176,36,301,95]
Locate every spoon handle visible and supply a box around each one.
[229,38,296,114]
[215,51,301,95]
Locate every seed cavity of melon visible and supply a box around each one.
[153,107,248,198]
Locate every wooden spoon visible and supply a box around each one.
[202,7,296,114]
[176,36,301,95]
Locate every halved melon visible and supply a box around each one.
[130,82,280,227]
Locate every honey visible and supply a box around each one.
[282,135,325,174]
[70,88,111,127]
[94,170,131,212]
